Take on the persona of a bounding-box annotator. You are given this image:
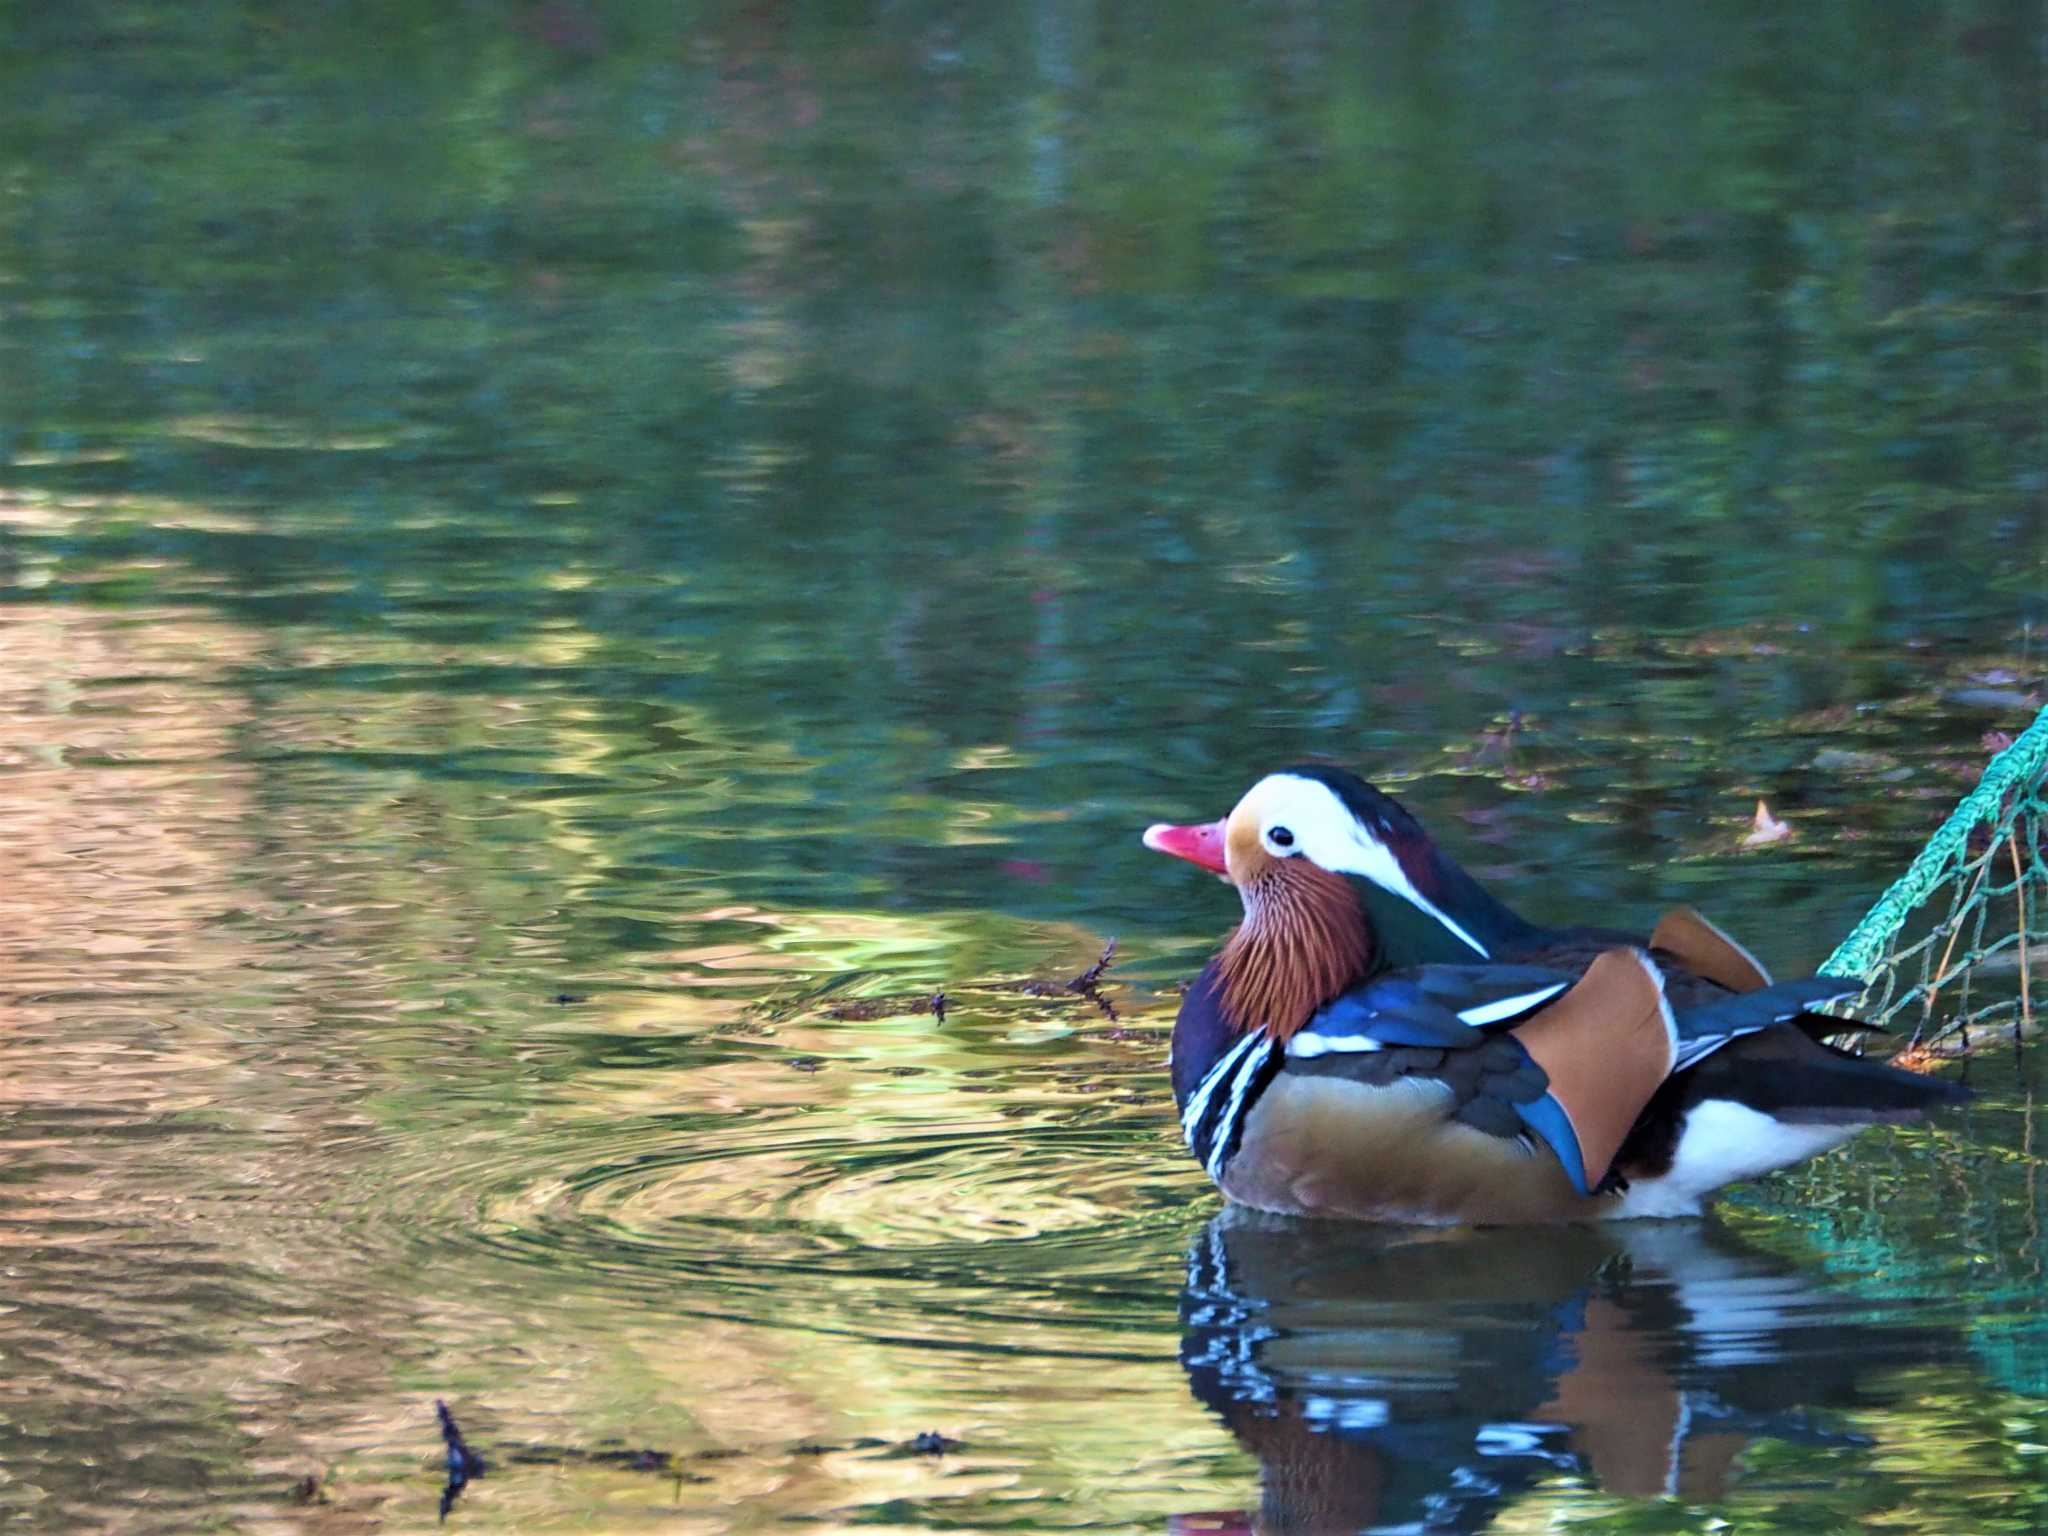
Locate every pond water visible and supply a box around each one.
[2,4,2044,1532]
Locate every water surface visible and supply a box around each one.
[1,4,2043,1532]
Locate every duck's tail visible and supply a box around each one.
[1608,1011,1968,1218]
[1696,1018,1972,1124]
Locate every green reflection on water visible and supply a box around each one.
[0,1,2042,1531]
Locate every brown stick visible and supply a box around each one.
[1069,937,1118,991]
[2013,831,2033,1041]
[1922,860,1991,1036]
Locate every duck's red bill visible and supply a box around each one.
[1142,818,1229,876]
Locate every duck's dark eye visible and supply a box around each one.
[1269,826,1295,849]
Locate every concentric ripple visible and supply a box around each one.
[322,1013,1210,1351]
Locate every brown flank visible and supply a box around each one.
[1511,949,1677,1189]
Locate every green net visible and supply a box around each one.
[1823,704,2048,1045]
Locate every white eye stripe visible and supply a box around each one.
[1341,830,1489,957]
[1251,775,1491,958]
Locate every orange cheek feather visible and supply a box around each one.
[1215,860,1371,1042]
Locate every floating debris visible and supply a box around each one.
[824,994,935,1021]
[815,939,1122,1025]
[437,1400,487,1522]
[1005,937,1121,1020]
[591,1447,675,1473]
[1741,800,1793,848]
[1458,710,1525,768]
[1068,938,1117,991]
[500,1432,935,1481]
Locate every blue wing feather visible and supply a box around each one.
[1301,967,1579,1052]
[1512,1093,1591,1197]
[1306,981,1485,1049]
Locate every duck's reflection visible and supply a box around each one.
[1177,1211,1953,1535]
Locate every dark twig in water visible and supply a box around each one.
[814,939,1121,1026]
[1063,937,1121,1021]
[1079,988,1120,1022]
[999,938,1123,1020]
[825,994,935,1021]
[437,1400,487,1522]
[1069,938,1117,991]
[500,1431,956,1480]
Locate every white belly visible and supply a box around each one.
[1611,1100,1862,1220]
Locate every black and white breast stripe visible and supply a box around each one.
[1180,1029,1281,1179]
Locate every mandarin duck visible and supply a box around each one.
[1145,766,1969,1223]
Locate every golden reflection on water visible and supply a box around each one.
[0,605,261,1009]
[0,603,1239,1532]
[0,606,410,1530]
[2,598,2044,1535]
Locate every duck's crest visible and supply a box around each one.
[1277,761,1539,963]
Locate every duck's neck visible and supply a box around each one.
[1347,828,1541,968]
[1175,840,1537,1068]
[1214,861,1373,1043]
